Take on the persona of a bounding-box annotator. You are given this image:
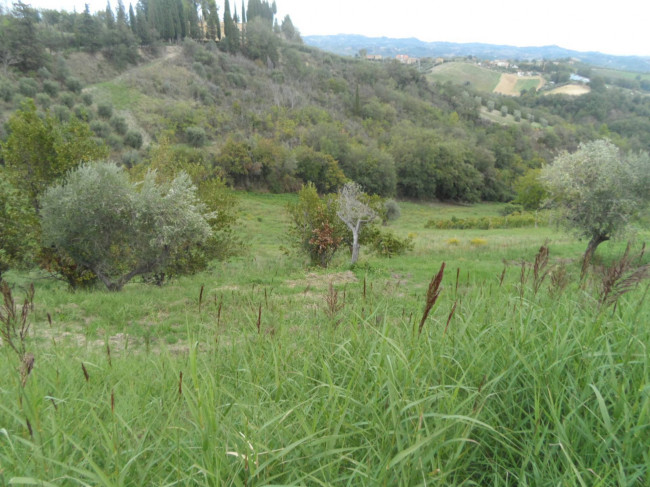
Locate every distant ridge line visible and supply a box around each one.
[303,34,650,72]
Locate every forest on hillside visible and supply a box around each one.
[2,0,650,204]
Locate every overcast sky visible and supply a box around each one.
[11,0,650,57]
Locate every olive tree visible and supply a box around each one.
[541,140,650,266]
[40,162,213,291]
[337,182,377,265]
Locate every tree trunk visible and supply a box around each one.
[350,222,361,264]
[581,233,610,279]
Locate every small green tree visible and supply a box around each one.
[287,183,345,267]
[513,169,547,211]
[541,139,650,267]
[0,173,38,282]
[1,100,108,207]
[40,162,213,291]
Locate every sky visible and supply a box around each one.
[10,0,650,57]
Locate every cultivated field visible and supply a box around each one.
[1,194,649,485]
[545,84,592,96]
[494,73,544,96]
[428,62,501,92]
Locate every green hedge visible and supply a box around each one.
[425,213,539,230]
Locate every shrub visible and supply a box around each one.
[107,134,123,150]
[384,199,401,222]
[90,120,111,138]
[192,62,207,78]
[73,104,93,122]
[499,203,523,216]
[51,104,71,122]
[124,130,143,149]
[470,238,488,247]
[446,237,460,246]
[64,77,83,93]
[18,78,39,97]
[60,92,75,108]
[110,115,128,135]
[40,162,212,291]
[371,230,414,257]
[42,80,60,97]
[97,103,113,119]
[81,93,93,106]
[35,93,51,109]
[0,81,13,102]
[121,150,141,168]
[185,126,207,148]
[425,214,537,230]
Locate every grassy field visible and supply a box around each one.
[2,193,649,485]
[428,62,502,93]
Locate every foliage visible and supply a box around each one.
[370,230,414,257]
[140,139,243,279]
[0,172,38,281]
[425,213,538,230]
[384,199,401,222]
[287,183,345,267]
[124,129,143,149]
[541,139,650,260]
[1,99,109,207]
[513,169,547,211]
[293,146,346,194]
[40,162,213,291]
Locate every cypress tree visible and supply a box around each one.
[106,1,116,29]
[128,3,137,34]
[116,0,127,27]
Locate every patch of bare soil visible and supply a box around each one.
[545,84,591,96]
[493,74,544,96]
[286,271,358,289]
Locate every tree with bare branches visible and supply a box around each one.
[337,182,377,265]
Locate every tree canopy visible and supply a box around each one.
[541,139,650,264]
[40,162,213,291]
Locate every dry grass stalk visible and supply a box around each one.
[106,342,112,368]
[178,371,183,395]
[198,284,204,313]
[81,362,90,382]
[498,266,507,287]
[549,265,569,295]
[256,305,262,334]
[443,301,457,338]
[324,281,344,319]
[605,263,650,307]
[0,282,35,359]
[418,262,446,335]
[533,242,550,295]
[599,243,632,306]
[455,268,460,297]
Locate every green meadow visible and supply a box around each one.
[1,194,649,485]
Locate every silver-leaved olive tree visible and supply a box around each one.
[541,139,650,267]
[40,161,213,291]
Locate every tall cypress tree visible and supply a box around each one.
[241,0,246,23]
[116,0,127,27]
[223,0,239,53]
[105,1,116,29]
[128,3,137,33]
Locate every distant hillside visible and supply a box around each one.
[303,34,650,73]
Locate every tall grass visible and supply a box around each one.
[1,196,649,485]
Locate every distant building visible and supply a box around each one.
[570,74,591,83]
[396,54,418,65]
[366,54,383,61]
